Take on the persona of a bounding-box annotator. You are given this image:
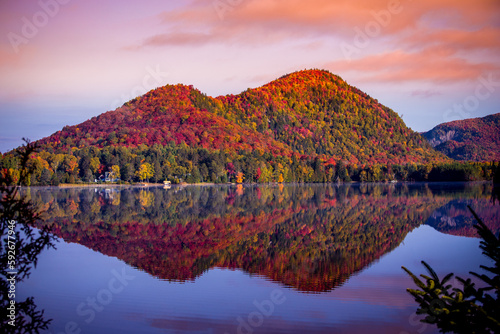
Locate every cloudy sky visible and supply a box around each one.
[1,0,499,152]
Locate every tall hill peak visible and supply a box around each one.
[38,69,447,166]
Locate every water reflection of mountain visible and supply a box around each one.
[425,199,500,237]
[26,184,497,293]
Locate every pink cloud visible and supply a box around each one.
[122,0,499,87]
[128,0,500,47]
[142,31,214,47]
[402,26,500,53]
[327,47,499,84]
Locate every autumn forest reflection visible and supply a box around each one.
[24,183,499,293]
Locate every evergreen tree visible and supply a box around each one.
[402,207,500,333]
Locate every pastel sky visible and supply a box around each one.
[1,0,499,152]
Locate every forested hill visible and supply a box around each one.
[39,69,444,166]
[4,69,467,185]
[215,70,446,165]
[421,113,500,162]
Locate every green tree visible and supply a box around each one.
[336,161,350,182]
[402,207,500,333]
[153,161,162,183]
[121,163,133,183]
[83,169,93,183]
[200,163,209,182]
[78,153,91,179]
[39,168,52,185]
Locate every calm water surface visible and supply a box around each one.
[16,183,499,333]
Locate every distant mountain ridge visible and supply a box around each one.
[421,113,500,161]
[38,69,446,166]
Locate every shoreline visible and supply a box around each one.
[12,180,492,189]
[57,183,165,188]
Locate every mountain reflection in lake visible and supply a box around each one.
[18,183,499,334]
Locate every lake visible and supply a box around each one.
[13,183,499,333]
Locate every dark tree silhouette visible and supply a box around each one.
[0,139,57,333]
[402,206,500,333]
[492,162,500,205]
